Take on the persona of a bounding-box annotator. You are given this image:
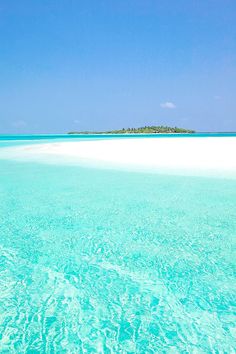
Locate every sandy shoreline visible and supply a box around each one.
[1,137,236,177]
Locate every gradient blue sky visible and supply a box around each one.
[0,0,236,133]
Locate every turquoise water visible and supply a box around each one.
[0,136,236,352]
[1,132,236,141]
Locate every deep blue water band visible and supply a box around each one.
[0,132,236,141]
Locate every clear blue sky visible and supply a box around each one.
[0,0,236,133]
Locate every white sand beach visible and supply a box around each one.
[1,137,236,177]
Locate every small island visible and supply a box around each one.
[68,125,195,134]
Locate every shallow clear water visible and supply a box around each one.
[0,137,236,352]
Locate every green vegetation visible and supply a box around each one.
[68,125,195,134]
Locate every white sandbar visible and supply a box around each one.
[1,137,236,177]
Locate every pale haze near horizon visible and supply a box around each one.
[0,0,236,134]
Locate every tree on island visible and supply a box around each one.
[68,125,195,134]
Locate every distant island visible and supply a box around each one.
[68,126,195,134]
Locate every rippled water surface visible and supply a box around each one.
[0,138,236,352]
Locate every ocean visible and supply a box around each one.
[0,135,235,352]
